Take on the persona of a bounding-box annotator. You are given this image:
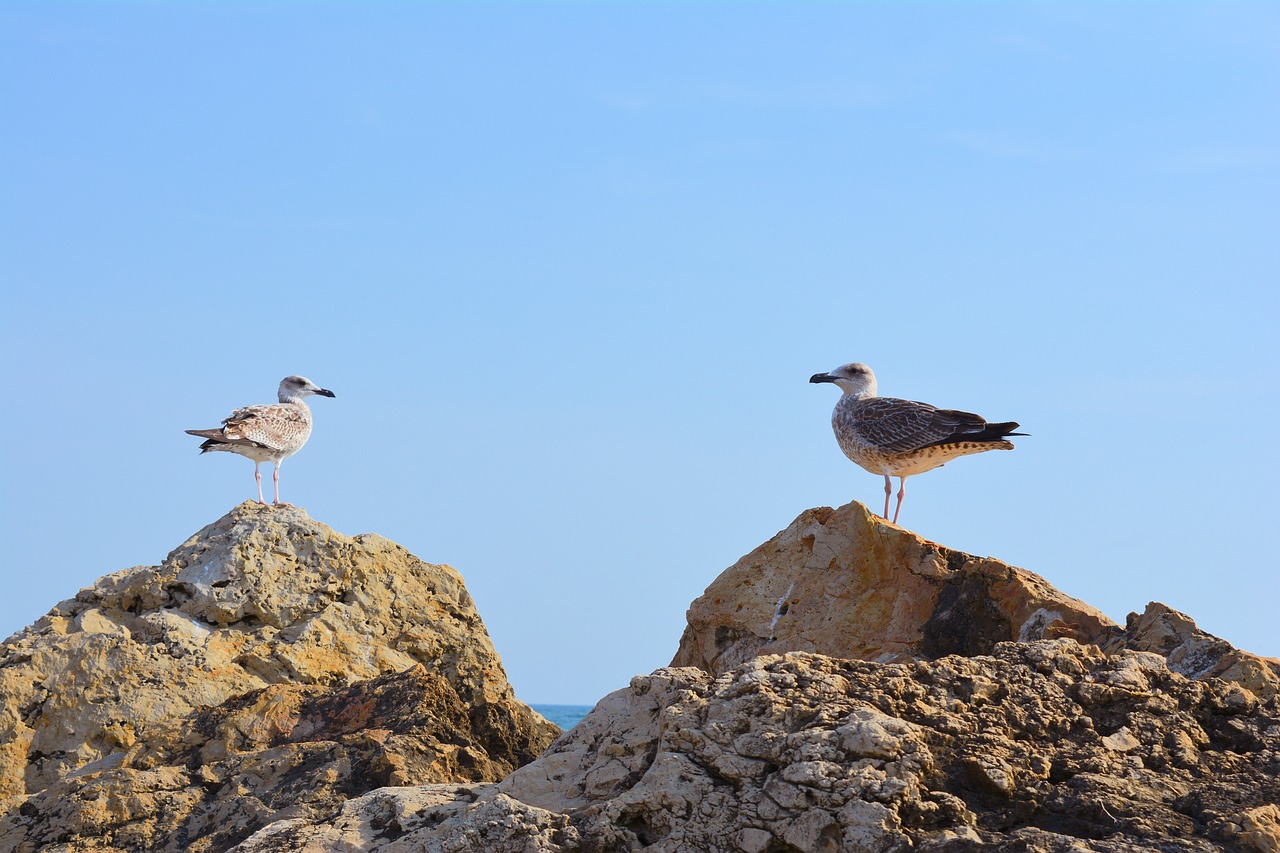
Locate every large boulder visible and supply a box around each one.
[670,501,1279,699]
[670,501,1121,674]
[0,502,557,852]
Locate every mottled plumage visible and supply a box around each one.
[811,362,1024,523]
[186,375,336,506]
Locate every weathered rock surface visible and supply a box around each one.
[230,642,1280,852]
[5,498,1276,853]
[229,785,580,853]
[506,640,1280,845]
[671,501,1279,700]
[1110,602,1280,701]
[0,502,557,852]
[223,501,1278,853]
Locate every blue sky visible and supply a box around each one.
[2,3,1276,704]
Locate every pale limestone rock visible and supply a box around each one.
[497,668,709,813]
[227,785,578,853]
[1100,727,1142,752]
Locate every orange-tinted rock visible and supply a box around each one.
[671,501,1121,674]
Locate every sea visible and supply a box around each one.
[531,704,593,731]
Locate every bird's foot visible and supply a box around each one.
[271,501,294,508]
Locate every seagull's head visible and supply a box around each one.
[278,375,337,404]
[809,362,877,397]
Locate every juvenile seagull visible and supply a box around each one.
[810,363,1024,524]
[186,376,336,507]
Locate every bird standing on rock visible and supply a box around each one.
[186,375,336,507]
[809,363,1024,524]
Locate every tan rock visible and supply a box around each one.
[2,666,557,853]
[1238,804,1280,853]
[1112,602,1280,699]
[0,502,557,851]
[671,501,1280,702]
[671,501,1121,673]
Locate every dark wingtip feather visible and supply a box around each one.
[987,421,1027,438]
[926,419,1028,448]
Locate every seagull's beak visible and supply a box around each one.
[809,373,836,384]
[316,388,336,398]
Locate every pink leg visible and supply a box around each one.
[254,462,267,505]
[891,478,907,525]
[272,464,285,506]
[882,475,892,520]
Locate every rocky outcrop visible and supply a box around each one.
[229,641,1280,852]
[0,502,557,852]
[222,501,1278,853]
[670,501,1120,674]
[670,501,1279,699]
[5,499,1275,853]
[1111,602,1280,700]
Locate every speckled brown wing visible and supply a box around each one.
[220,404,310,451]
[852,397,988,453]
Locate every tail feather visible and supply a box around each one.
[186,428,271,454]
[927,420,1027,448]
[986,421,1028,438]
[186,428,230,454]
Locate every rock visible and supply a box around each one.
[1237,804,1280,853]
[497,668,708,814]
[671,501,1121,673]
[228,785,579,853]
[227,642,1280,851]
[5,498,1276,853]
[0,502,557,852]
[670,501,1280,700]
[1113,602,1280,700]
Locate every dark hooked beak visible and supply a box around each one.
[809,373,836,384]
[316,388,336,398]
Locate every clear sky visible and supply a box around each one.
[2,3,1276,705]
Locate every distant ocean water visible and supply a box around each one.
[531,704,593,730]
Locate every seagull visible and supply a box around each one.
[186,376,336,507]
[809,363,1024,524]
